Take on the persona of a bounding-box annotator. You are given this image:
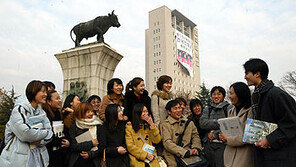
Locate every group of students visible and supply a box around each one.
[1,58,296,167]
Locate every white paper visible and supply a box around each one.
[218,117,243,137]
[75,130,97,151]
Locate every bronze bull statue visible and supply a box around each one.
[70,10,120,47]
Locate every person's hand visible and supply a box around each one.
[208,131,214,142]
[255,137,270,149]
[30,140,41,145]
[146,153,155,161]
[123,116,128,121]
[63,107,74,113]
[92,139,99,147]
[61,139,70,147]
[126,121,132,126]
[117,146,127,154]
[219,133,228,143]
[190,149,199,156]
[144,115,155,128]
[80,151,89,159]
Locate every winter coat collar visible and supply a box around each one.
[210,100,229,109]
[230,106,251,118]
[259,80,274,94]
[151,90,173,100]
[125,90,149,99]
[166,115,187,125]
[108,93,124,101]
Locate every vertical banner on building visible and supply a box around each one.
[176,30,193,76]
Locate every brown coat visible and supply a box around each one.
[151,90,174,127]
[98,93,124,121]
[125,125,161,167]
[161,116,202,167]
[224,107,254,167]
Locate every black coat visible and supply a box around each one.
[254,81,296,167]
[123,90,152,121]
[98,121,130,167]
[68,124,101,167]
[188,114,207,145]
[43,106,66,167]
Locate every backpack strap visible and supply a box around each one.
[208,104,230,118]
[176,119,191,146]
[222,104,230,117]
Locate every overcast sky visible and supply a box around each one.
[0,0,295,97]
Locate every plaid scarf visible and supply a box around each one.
[251,79,270,118]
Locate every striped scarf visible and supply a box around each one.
[251,79,270,119]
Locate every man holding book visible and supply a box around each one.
[243,58,296,167]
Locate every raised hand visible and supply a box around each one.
[117,146,127,154]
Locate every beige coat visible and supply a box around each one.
[98,93,124,121]
[125,125,161,167]
[151,90,174,127]
[162,116,202,167]
[224,107,254,167]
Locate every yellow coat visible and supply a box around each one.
[125,124,161,167]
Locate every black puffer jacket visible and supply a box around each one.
[123,90,152,122]
[254,81,296,167]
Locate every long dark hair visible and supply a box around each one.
[125,77,144,93]
[132,103,147,132]
[105,103,120,131]
[230,82,251,109]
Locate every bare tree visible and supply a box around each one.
[279,71,296,98]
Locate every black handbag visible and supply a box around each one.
[174,120,207,167]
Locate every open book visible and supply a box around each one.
[218,117,243,137]
[243,118,278,144]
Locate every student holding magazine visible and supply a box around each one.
[68,102,103,167]
[0,80,53,167]
[219,82,254,167]
[125,103,161,167]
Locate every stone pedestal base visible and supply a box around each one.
[55,42,123,100]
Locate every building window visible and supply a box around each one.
[159,68,162,72]
[159,44,160,48]
[159,36,160,40]
[153,30,155,34]
[157,21,159,25]
[159,52,161,56]
[154,85,156,89]
[153,37,155,41]
[154,69,156,73]
[154,53,155,57]
[158,28,160,32]
[159,60,161,64]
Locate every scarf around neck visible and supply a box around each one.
[76,117,102,139]
[251,79,270,118]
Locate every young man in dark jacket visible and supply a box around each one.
[243,58,296,167]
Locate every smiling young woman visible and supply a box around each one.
[98,78,125,122]
[123,77,152,123]
[1,80,53,167]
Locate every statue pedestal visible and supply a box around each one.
[55,42,123,100]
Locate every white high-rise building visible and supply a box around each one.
[145,6,201,95]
